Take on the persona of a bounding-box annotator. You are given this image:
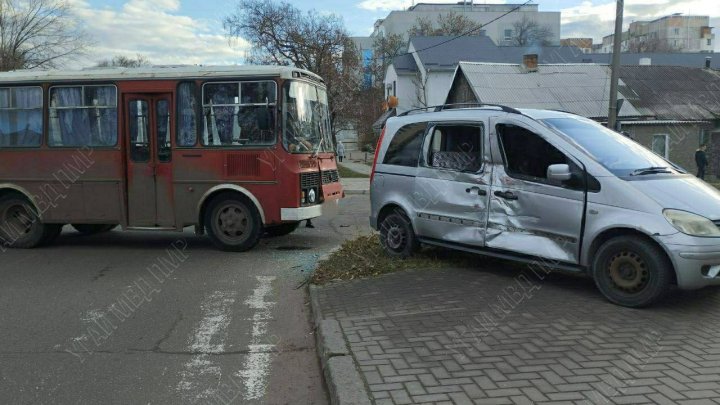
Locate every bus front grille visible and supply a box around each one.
[300,172,321,189]
[321,170,339,184]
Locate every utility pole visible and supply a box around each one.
[607,0,624,130]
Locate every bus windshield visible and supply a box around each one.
[283,80,333,154]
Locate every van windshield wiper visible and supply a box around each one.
[629,166,671,176]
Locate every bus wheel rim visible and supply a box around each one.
[216,203,250,242]
[2,204,33,237]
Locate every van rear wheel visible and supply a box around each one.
[205,194,262,252]
[0,195,46,249]
[592,236,672,307]
[379,211,419,258]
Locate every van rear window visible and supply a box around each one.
[383,123,426,167]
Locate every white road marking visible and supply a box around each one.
[177,291,237,401]
[236,276,277,401]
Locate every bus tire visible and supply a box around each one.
[72,224,116,235]
[40,224,64,246]
[0,194,46,249]
[204,193,262,252]
[264,222,300,237]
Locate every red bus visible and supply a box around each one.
[0,66,343,251]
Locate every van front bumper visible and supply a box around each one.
[658,233,720,289]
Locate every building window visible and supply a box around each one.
[709,39,713,46]
[700,129,710,147]
[49,85,118,147]
[504,29,513,40]
[0,86,43,148]
[673,28,680,35]
[651,134,669,159]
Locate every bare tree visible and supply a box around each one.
[510,15,554,46]
[223,0,360,137]
[96,54,151,68]
[371,33,405,83]
[411,68,429,109]
[627,37,676,53]
[0,0,88,71]
[408,12,483,37]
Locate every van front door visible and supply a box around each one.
[125,93,175,228]
[486,117,585,264]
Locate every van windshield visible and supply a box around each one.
[542,117,682,177]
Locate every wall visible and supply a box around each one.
[623,122,708,174]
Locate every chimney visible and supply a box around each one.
[523,54,538,72]
[639,57,651,66]
[706,57,712,69]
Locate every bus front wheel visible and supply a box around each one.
[205,193,262,252]
[0,194,47,249]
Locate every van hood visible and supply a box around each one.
[628,175,720,220]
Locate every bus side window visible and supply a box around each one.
[177,82,197,147]
[129,100,150,162]
[0,86,43,148]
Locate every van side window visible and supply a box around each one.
[0,86,43,148]
[383,123,426,167]
[427,124,482,172]
[497,124,570,183]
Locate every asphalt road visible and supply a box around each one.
[0,195,371,405]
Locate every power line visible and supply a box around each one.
[394,0,535,58]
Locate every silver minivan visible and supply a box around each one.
[369,105,720,307]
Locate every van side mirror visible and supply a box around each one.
[255,107,271,131]
[547,164,572,182]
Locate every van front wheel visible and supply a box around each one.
[591,236,672,307]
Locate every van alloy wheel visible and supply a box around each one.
[385,224,407,251]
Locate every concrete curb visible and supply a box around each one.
[309,285,373,405]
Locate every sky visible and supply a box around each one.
[70,0,720,67]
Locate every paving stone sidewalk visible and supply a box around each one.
[312,262,720,405]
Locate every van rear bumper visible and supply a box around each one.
[659,235,720,289]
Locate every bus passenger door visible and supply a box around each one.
[125,93,175,228]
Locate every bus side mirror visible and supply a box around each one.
[255,107,271,131]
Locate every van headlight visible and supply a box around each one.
[663,209,720,237]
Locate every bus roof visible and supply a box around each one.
[0,65,324,84]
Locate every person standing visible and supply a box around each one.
[696,144,708,180]
[337,141,345,163]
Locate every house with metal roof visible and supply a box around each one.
[444,61,720,175]
[384,35,719,116]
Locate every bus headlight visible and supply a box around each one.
[663,209,720,237]
[308,188,317,204]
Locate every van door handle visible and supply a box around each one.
[494,190,518,200]
[465,186,487,196]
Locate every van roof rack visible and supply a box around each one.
[397,103,523,117]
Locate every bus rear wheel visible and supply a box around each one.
[72,224,117,235]
[0,194,47,249]
[205,194,262,252]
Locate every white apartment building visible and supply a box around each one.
[367,2,560,46]
[601,14,715,53]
